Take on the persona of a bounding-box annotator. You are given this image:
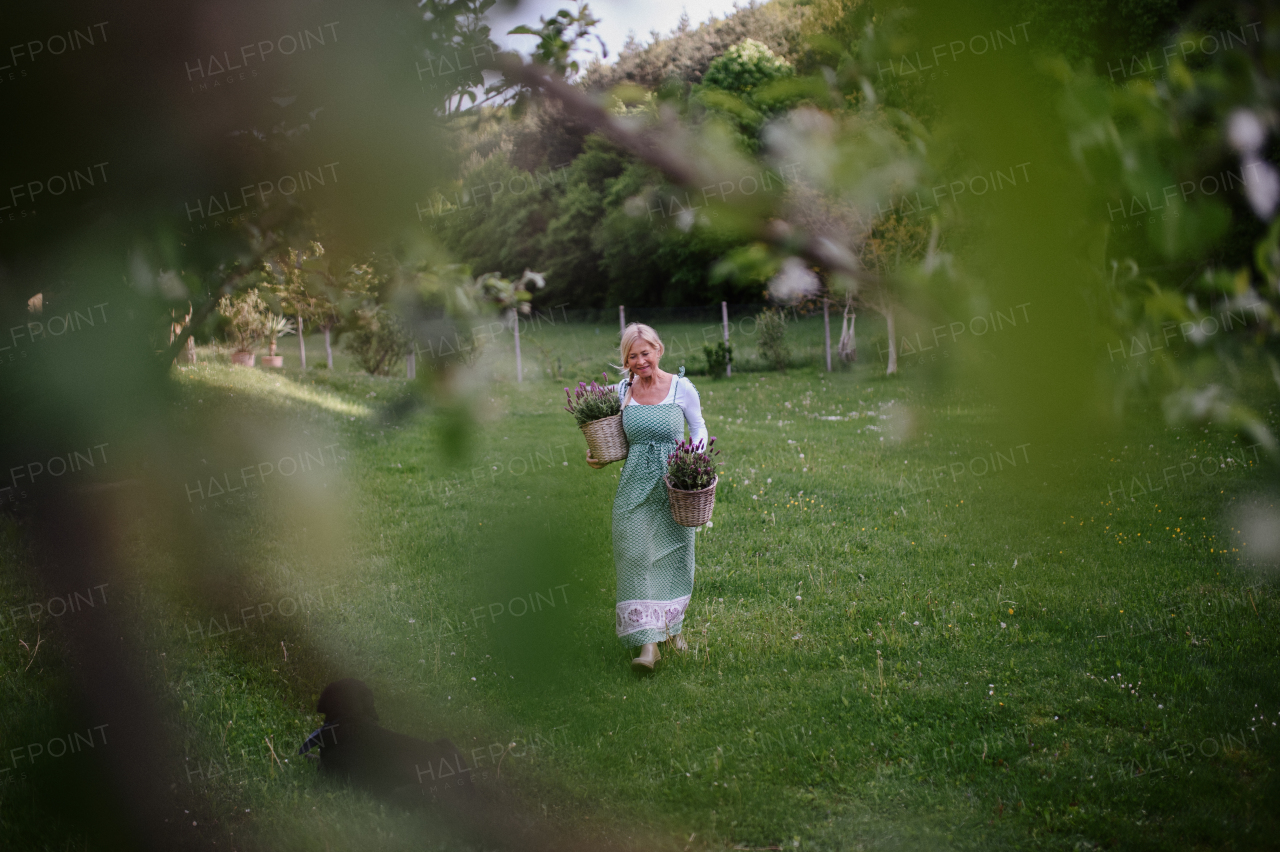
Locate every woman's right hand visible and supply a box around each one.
[585,449,608,470]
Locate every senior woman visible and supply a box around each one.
[586,323,708,672]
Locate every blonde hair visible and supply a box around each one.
[617,323,664,406]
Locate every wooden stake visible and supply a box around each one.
[823,297,832,372]
[721,301,731,377]
[513,312,522,383]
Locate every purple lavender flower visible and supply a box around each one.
[665,433,721,491]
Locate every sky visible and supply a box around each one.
[488,0,748,66]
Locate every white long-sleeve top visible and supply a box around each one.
[617,373,708,448]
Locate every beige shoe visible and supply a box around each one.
[665,634,688,652]
[631,642,660,671]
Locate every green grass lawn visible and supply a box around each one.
[3,318,1278,851]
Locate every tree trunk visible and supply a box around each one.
[838,300,857,362]
[324,326,333,370]
[884,308,897,375]
[822,297,832,372]
[721,301,731,377]
[513,311,523,383]
[298,315,306,372]
[170,305,197,365]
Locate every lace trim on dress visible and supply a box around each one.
[615,594,692,637]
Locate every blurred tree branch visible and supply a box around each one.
[494,53,887,294]
[161,233,281,365]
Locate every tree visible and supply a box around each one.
[217,288,270,359]
[539,138,628,306]
[1047,8,1280,457]
[581,1,805,92]
[696,38,800,153]
[266,241,343,371]
[855,210,934,375]
[416,0,503,116]
[702,38,795,94]
[837,295,857,362]
[340,260,411,376]
[509,4,607,81]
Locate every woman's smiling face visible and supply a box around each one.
[626,340,661,377]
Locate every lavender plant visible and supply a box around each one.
[666,436,719,491]
[564,372,621,426]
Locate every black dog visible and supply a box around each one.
[299,678,477,805]
[299,680,581,852]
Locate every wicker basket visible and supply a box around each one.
[580,413,629,464]
[665,475,717,527]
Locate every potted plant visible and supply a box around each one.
[664,437,719,527]
[565,373,627,464]
[260,313,296,368]
[217,289,269,367]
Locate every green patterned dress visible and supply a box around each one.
[612,368,708,647]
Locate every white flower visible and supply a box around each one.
[1228,109,1266,154]
[1242,157,1280,219]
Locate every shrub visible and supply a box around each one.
[343,304,410,375]
[217,289,269,353]
[702,39,793,95]
[703,341,733,378]
[756,307,789,370]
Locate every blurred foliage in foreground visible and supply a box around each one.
[2,0,1280,847]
